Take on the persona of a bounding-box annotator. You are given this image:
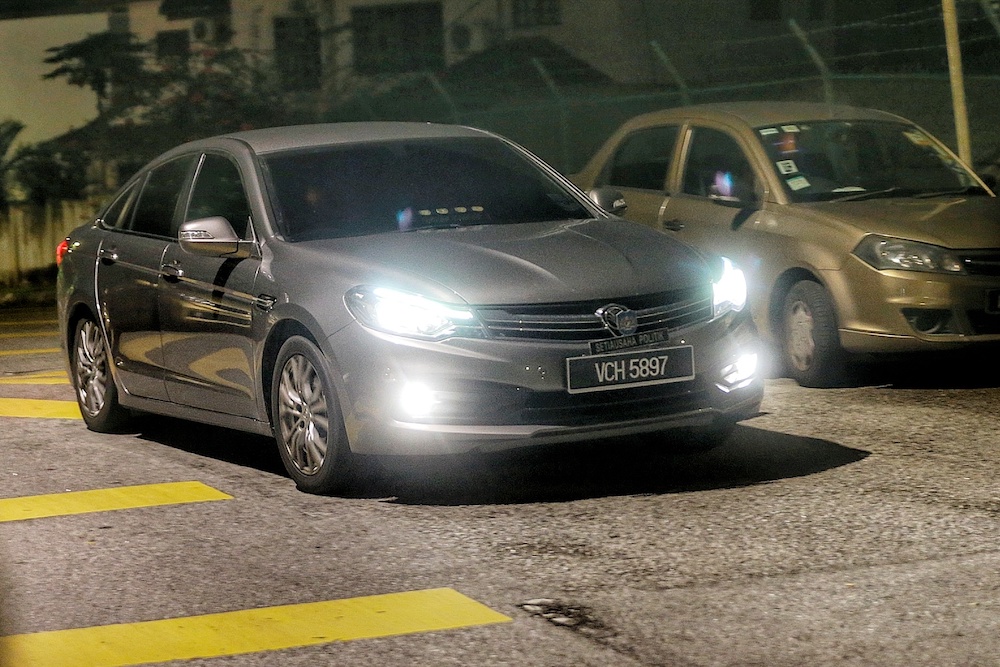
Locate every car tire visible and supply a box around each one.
[781,280,843,387]
[271,336,355,495]
[71,318,130,432]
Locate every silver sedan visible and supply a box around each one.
[56,122,762,494]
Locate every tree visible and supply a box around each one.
[0,119,25,209]
[42,31,153,116]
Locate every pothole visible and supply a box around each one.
[518,598,616,640]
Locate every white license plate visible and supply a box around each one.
[565,345,694,394]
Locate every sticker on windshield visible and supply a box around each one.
[786,175,810,190]
[759,127,779,136]
[776,160,798,175]
[780,125,801,133]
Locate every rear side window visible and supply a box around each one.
[603,125,679,190]
[100,182,140,230]
[130,156,196,237]
[186,154,253,238]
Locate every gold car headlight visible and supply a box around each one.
[853,235,965,274]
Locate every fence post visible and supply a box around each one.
[649,40,691,106]
[942,0,972,163]
[531,58,570,173]
[788,19,834,105]
[424,71,461,124]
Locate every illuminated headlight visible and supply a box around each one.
[345,286,482,340]
[853,235,965,274]
[717,352,758,392]
[712,256,748,318]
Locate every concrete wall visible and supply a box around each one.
[0,200,99,285]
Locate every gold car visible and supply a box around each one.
[574,101,1000,386]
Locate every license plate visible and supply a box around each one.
[987,290,1000,314]
[566,345,694,394]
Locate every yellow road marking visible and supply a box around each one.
[0,370,69,385]
[0,398,80,419]
[0,331,57,339]
[0,481,233,523]
[0,318,57,327]
[0,347,60,357]
[0,587,511,666]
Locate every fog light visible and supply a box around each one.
[902,308,955,334]
[718,352,758,392]
[399,381,437,418]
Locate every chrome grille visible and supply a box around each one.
[960,250,1000,276]
[476,286,713,341]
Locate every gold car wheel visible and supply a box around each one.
[782,280,844,387]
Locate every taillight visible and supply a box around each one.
[56,238,70,266]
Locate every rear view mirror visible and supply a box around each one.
[587,187,628,215]
[179,217,253,259]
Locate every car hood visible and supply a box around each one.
[294,218,712,305]
[808,195,1000,249]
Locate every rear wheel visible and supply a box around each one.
[71,318,129,432]
[781,280,843,387]
[271,336,355,495]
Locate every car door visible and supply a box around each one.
[659,124,767,284]
[596,124,680,228]
[96,156,197,400]
[158,152,261,418]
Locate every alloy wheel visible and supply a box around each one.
[276,353,330,476]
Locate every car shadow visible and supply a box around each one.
[129,417,868,506]
[363,424,870,506]
[844,349,1000,389]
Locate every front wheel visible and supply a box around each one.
[781,280,844,387]
[71,318,130,432]
[271,336,355,495]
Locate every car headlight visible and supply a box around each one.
[853,235,965,274]
[345,286,482,340]
[713,256,748,318]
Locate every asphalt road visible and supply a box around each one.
[1,304,999,666]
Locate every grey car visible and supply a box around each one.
[56,122,762,494]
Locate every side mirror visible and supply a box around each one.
[587,186,628,215]
[179,217,253,259]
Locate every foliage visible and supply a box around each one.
[10,142,89,205]
[43,31,153,115]
[0,119,25,209]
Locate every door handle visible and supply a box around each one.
[98,247,119,263]
[661,218,685,231]
[160,263,184,280]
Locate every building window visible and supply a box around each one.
[352,2,444,75]
[156,30,190,60]
[749,0,781,21]
[273,16,322,91]
[512,0,561,27]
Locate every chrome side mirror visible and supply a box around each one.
[178,217,253,259]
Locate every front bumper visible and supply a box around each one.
[827,258,1000,354]
[324,311,763,455]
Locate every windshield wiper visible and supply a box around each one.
[913,185,989,198]
[831,187,912,202]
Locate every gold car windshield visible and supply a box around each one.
[262,136,591,241]
[756,120,981,203]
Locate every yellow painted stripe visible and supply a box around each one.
[0,319,57,327]
[0,398,80,419]
[0,370,69,385]
[0,347,60,357]
[0,588,511,667]
[0,481,233,523]
[0,331,57,339]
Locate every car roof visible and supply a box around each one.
[213,122,492,155]
[626,101,909,129]
[155,122,496,162]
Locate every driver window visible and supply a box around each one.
[682,127,756,199]
[602,125,679,191]
[185,153,252,239]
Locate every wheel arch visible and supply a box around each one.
[260,318,320,425]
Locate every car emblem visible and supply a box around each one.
[597,304,638,336]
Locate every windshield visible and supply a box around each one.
[262,136,591,240]
[756,120,980,203]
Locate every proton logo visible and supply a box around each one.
[597,304,638,336]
